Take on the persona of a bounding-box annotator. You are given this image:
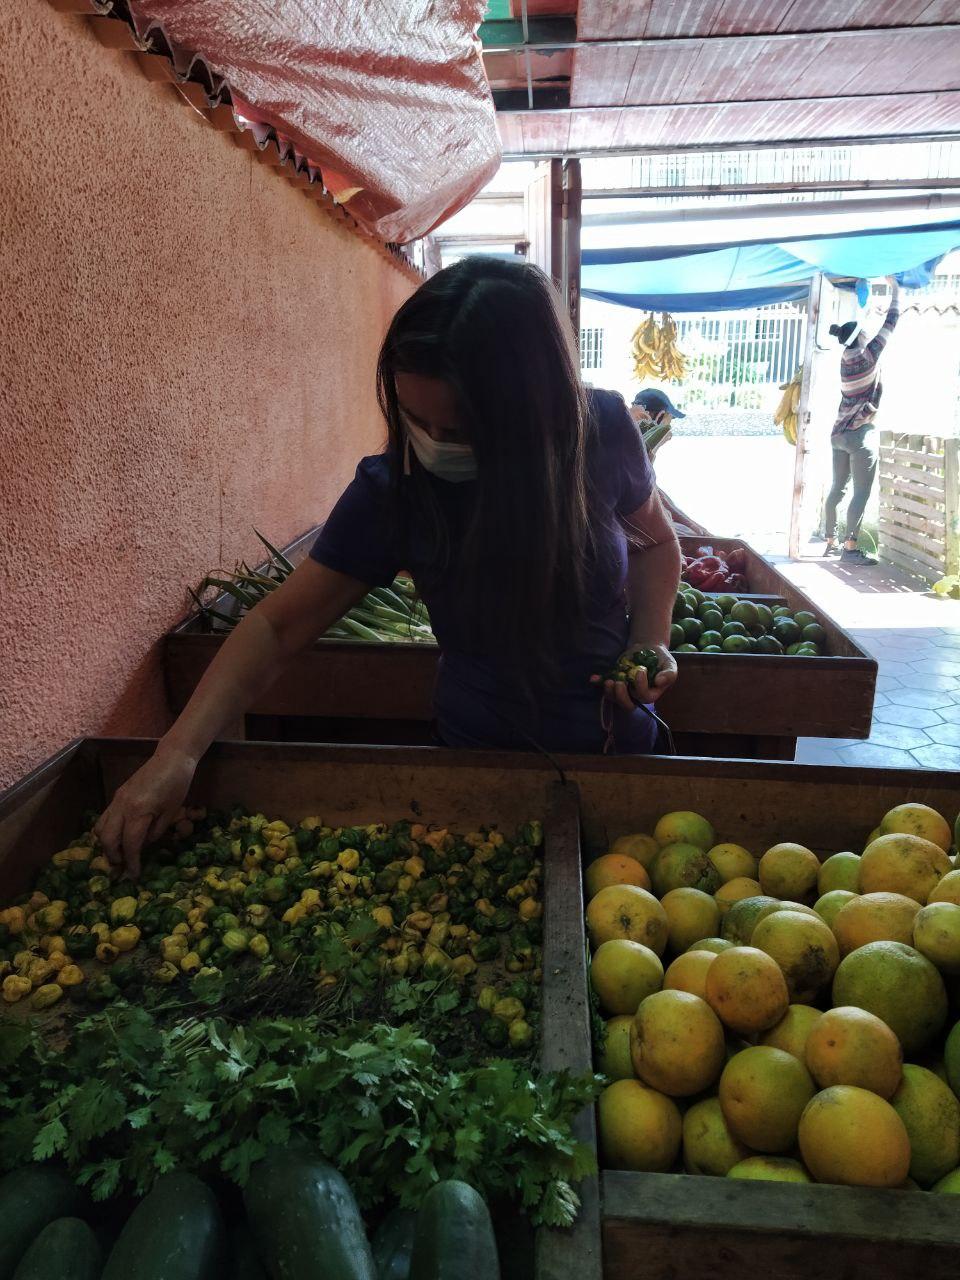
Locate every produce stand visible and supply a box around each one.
[562,753,960,1280]
[166,533,877,761]
[0,739,600,1280]
[3,744,960,1277]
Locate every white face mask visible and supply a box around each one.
[404,416,477,483]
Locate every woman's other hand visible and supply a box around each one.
[92,746,197,879]
[597,642,678,710]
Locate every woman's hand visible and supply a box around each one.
[92,746,197,879]
[600,642,678,711]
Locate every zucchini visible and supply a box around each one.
[11,1217,101,1280]
[372,1207,416,1280]
[409,1182,500,1280]
[101,1171,224,1280]
[243,1152,375,1280]
[0,1166,84,1280]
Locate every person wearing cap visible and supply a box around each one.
[631,388,685,428]
[823,277,900,565]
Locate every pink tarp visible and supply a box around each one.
[127,0,501,243]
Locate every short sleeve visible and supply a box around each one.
[309,455,403,587]
[591,389,656,515]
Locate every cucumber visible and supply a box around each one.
[409,1182,500,1280]
[11,1217,101,1280]
[0,1166,84,1280]
[372,1208,416,1280]
[243,1152,375,1280]
[101,1171,224,1280]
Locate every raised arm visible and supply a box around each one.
[94,560,368,874]
[867,277,900,360]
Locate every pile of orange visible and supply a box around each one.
[588,802,960,1191]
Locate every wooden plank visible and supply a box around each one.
[879,522,947,567]
[879,445,946,469]
[879,514,947,551]
[879,525,947,575]
[537,781,602,1280]
[881,506,946,536]
[878,489,949,522]
[878,463,946,496]
[788,275,820,559]
[946,437,960,577]
[882,546,935,581]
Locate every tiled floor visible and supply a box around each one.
[773,557,960,770]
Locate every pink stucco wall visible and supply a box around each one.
[0,5,414,790]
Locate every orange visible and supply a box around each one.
[832,940,948,1054]
[609,833,661,870]
[929,870,960,907]
[818,852,861,895]
[630,990,725,1097]
[719,1046,815,1152]
[727,1157,810,1184]
[758,843,820,902]
[707,843,758,884]
[660,887,721,953]
[690,936,734,955]
[913,901,960,974]
[715,878,763,916]
[585,853,650,900]
[721,895,783,946]
[759,1004,822,1061]
[860,833,951,904]
[590,939,663,1015]
[597,1079,681,1171]
[751,909,839,1002]
[798,1086,911,1187]
[705,945,789,1035]
[832,891,921,956]
[599,1016,635,1081]
[804,1006,902,1098]
[586,884,669,955]
[682,1097,749,1176]
[663,950,716,1000]
[814,890,858,931]
[651,843,721,897]
[653,811,715,851]
[880,803,952,854]
[891,1064,960,1187]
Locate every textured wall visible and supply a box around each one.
[0,4,414,789]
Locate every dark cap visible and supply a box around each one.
[632,388,685,419]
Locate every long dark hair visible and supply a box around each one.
[376,256,593,674]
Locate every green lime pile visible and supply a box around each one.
[670,590,827,657]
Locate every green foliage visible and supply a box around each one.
[0,1005,600,1228]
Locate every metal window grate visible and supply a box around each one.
[580,327,604,369]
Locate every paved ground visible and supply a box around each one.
[776,556,960,770]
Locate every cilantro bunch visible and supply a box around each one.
[0,1005,599,1228]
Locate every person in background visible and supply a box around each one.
[95,257,681,874]
[630,388,685,429]
[823,277,900,566]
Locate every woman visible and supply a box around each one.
[96,258,681,872]
[823,277,900,566]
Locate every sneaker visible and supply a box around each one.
[822,543,841,557]
[841,547,878,566]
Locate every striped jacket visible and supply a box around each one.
[832,294,900,434]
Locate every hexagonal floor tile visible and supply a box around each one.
[837,743,922,768]
[910,743,960,770]
[896,672,960,691]
[931,632,960,648]
[879,660,923,677]
[872,703,945,729]
[913,659,960,677]
[926,722,960,746]
[885,688,955,710]
[936,702,960,723]
[864,722,935,750]
[794,742,846,766]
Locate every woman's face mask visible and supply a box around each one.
[404,416,478,483]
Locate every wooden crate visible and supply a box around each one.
[0,740,600,1280]
[878,432,959,584]
[566,753,960,1280]
[166,536,876,760]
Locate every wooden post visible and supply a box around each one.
[562,158,582,340]
[788,274,823,559]
[946,437,960,577]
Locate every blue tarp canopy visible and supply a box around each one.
[581,218,960,312]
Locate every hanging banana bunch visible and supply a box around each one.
[630,312,687,383]
[774,365,803,445]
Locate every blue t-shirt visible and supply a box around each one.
[310,387,658,754]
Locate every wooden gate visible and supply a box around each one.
[878,432,960,583]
